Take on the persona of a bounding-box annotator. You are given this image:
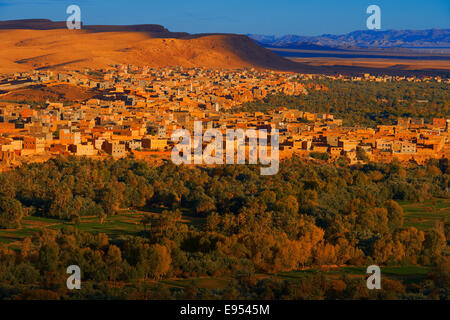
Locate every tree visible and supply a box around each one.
[393,227,425,264]
[21,237,32,258]
[106,245,122,285]
[38,243,60,273]
[444,222,450,242]
[422,229,446,259]
[274,195,299,216]
[140,214,153,232]
[356,207,389,236]
[384,200,404,231]
[148,244,171,280]
[99,181,125,216]
[206,212,221,232]
[356,147,369,162]
[427,165,441,176]
[98,212,107,225]
[429,258,450,297]
[0,196,23,229]
[314,243,337,266]
[372,235,403,264]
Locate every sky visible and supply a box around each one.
[0,0,448,36]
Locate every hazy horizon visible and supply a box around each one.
[1,18,449,39]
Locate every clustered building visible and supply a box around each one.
[0,65,448,169]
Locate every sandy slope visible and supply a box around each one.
[0,28,308,73]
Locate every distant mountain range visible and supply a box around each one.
[248,29,450,50]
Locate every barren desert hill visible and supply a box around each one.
[0,19,316,73]
[0,83,100,102]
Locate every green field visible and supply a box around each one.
[276,265,431,285]
[399,198,449,230]
[121,265,431,292]
[0,209,204,248]
[160,278,230,290]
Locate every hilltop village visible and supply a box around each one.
[0,65,448,170]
